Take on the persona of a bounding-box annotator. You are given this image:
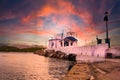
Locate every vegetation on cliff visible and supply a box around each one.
[0,45,45,52]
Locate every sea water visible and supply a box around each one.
[0,52,71,80]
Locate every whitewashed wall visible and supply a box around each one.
[47,43,108,58]
[106,47,120,57]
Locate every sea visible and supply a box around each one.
[0,52,72,80]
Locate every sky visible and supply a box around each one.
[0,0,120,47]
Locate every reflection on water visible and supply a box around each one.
[0,52,71,80]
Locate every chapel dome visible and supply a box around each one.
[64,36,78,41]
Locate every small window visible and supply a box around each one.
[51,42,54,47]
[64,41,69,46]
[61,42,62,46]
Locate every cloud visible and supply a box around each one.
[20,0,120,39]
[0,0,120,46]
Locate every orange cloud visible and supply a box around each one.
[20,0,100,41]
[27,29,55,35]
[37,5,57,17]
[21,0,72,22]
[22,15,33,23]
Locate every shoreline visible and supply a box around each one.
[62,60,120,80]
[34,50,76,61]
[34,50,120,80]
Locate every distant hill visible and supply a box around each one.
[0,43,8,46]
[0,45,45,52]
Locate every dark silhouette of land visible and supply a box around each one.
[0,45,45,52]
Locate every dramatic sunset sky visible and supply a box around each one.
[0,0,120,47]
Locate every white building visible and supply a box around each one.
[48,31,77,48]
[47,31,108,63]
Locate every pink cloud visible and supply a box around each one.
[1,0,118,42]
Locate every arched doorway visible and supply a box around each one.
[64,41,69,46]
